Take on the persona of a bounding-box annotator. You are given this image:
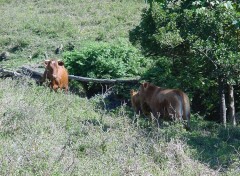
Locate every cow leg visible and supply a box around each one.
[53,85,59,91]
[64,86,69,93]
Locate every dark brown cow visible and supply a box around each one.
[139,82,190,129]
[130,89,151,116]
[42,59,69,92]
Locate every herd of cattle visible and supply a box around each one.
[42,59,191,130]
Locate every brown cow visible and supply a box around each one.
[130,90,141,114]
[139,82,190,129]
[42,59,69,92]
[130,89,151,116]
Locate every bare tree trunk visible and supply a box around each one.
[228,84,236,126]
[219,76,227,127]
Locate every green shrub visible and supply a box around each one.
[130,1,240,119]
[63,39,147,79]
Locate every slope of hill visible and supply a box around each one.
[0,0,146,68]
[0,77,222,175]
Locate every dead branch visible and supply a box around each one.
[0,68,22,78]
[21,66,140,84]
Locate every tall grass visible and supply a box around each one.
[0,77,222,175]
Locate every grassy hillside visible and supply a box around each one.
[1,77,240,175]
[0,0,146,68]
[0,77,223,175]
[0,0,240,175]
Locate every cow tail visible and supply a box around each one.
[182,93,190,130]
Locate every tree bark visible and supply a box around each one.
[218,76,227,127]
[228,84,236,126]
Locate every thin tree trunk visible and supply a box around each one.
[228,84,236,126]
[219,76,227,127]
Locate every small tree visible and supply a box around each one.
[130,0,240,125]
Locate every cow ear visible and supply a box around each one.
[143,82,149,89]
[58,61,64,66]
[44,60,50,67]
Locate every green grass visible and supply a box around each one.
[1,77,240,175]
[187,117,240,172]
[0,0,146,69]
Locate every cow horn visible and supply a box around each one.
[44,60,50,67]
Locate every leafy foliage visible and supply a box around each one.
[130,0,240,119]
[63,39,148,79]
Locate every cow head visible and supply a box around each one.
[44,59,64,81]
[130,89,138,97]
[139,82,150,94]
[139,82,154,103]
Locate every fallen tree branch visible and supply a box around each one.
[21,66,44,77]
[21,66,141,83]
[68,75,140,83]
[0,68,22,78]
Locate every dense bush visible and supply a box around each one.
[130,1,240,120]
[63,39,150,98]
[63,39,148,79]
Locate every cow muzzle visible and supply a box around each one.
[52,74,57,79]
